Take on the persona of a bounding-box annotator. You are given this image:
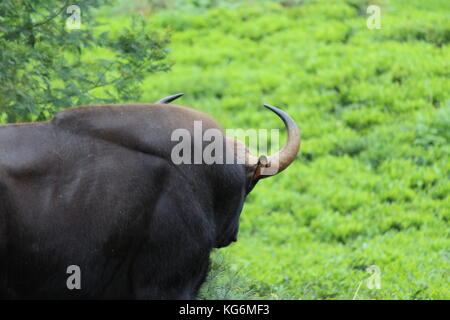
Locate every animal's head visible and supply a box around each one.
[225,103,300,195]
[218,104,300,248]
[158,93,300,248]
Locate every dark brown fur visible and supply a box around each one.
[0,104,255,299]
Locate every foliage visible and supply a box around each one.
[0,0,171,122]
[197,252,264,300]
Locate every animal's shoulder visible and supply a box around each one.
[51,103,222,132]
[52,104,154,128]
[50,103,223,160]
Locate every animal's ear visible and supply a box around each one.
[252,155,271,180]
[247,155,271,193]
[156,93,185,104]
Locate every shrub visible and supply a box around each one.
[0,0,171,123]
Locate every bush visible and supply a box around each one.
[0,0,171,122]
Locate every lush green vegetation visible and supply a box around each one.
[2,0,449,299]
[0,0,171,123]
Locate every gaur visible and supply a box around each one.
[0,93,300,299]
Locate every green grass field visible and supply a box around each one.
[117,0,450,299]
[93,0,450,299]
[11,0,444,299]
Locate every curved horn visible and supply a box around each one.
[258,104,300,178]
[156,93,184,104]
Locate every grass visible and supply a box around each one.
[130,0,449,299]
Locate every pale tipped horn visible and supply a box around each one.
[156,93,184,104]
[258,104,300,178]
[225,104,300,179]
